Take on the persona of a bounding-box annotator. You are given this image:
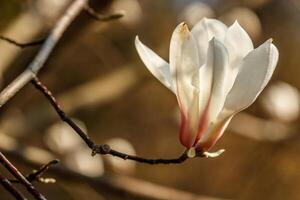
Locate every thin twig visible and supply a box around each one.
[31,76,193,164]
[0,172,27,200]
[10,159,59,184]
[0,0,89,108]
[0,152,47,200]
[0,36,44,48]
[0,141,224,200]
[84,4,124,21]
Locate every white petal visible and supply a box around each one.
[225,21,254,64]
[169,22,200,112]
[196,114,233,151]
[135,36,174,92]
[223,21,254,93]
[195,38,229,145]
[191,18,228,66]
[224,39,279,113]
[179,90,201,148]
[170,23,201,147]
[197,40,278,151]
[203,38,229,123]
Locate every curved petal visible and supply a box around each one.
[191,18,228,66]
[223,21,254,93]
[225,21,254,65]
[135,36,174,92]
[169,22,200,147]
[195,38,229,143]
[196,40,278,151]
[203,38,229,122]
[196,114,233,151]
[224,39,279,113]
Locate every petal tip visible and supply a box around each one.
[201,17,211,25]
[176,22,190,38]
[202,17,212,22]
[233,20,241,27]
[229,20,247,32]
[134,35,139,44]
[181,22,189,31]
[209,37,222,46]
[178,21,187,27]
[267,38,273,43]
[134,36,144,51]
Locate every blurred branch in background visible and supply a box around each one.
[0,151,47,200]
[0,0,88,108]
[0,0,71,77]
[0,134,227,200]
[0,1,84,197]
[0,35,44,48]
[0,156,58,199]
[10,159,59,184]
[0,0,221,198]
[0,0,122,199]
[0,0,125,108]
[1,0,299,199]
[84,4,124,21]
[0,172,26,200]
[0,66,140,141]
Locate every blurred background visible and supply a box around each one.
[0,0,300,199]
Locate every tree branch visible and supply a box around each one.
[31,76,196,164]
[0,0,89,108]
[10,159,59,184]
[0,141,225,200]
[0,152,47,200]
[84,4,124,21]
[0,36,44,48]
[0,4,123,49]
[0,172,27,200]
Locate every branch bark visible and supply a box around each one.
[0,137,225,200]
[0,172,27,200]
[10,159,59,184]
[0,0,89,108]
[0,152,46,200]
[0,36,44,48]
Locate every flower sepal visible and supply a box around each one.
[200,149,225,158]
[186,147,196,158]
[186,147,225,158]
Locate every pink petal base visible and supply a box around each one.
[179,100,211,149]
[196,115,233,152]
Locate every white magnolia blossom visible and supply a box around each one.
[135,18,279,152]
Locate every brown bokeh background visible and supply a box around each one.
[0,0,300,199]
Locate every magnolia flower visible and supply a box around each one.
[135,18,278,154]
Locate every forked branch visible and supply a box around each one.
[0,152,47,200]
[10,160,59,184]
[0,172,26,200]
[0,0,89,108]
